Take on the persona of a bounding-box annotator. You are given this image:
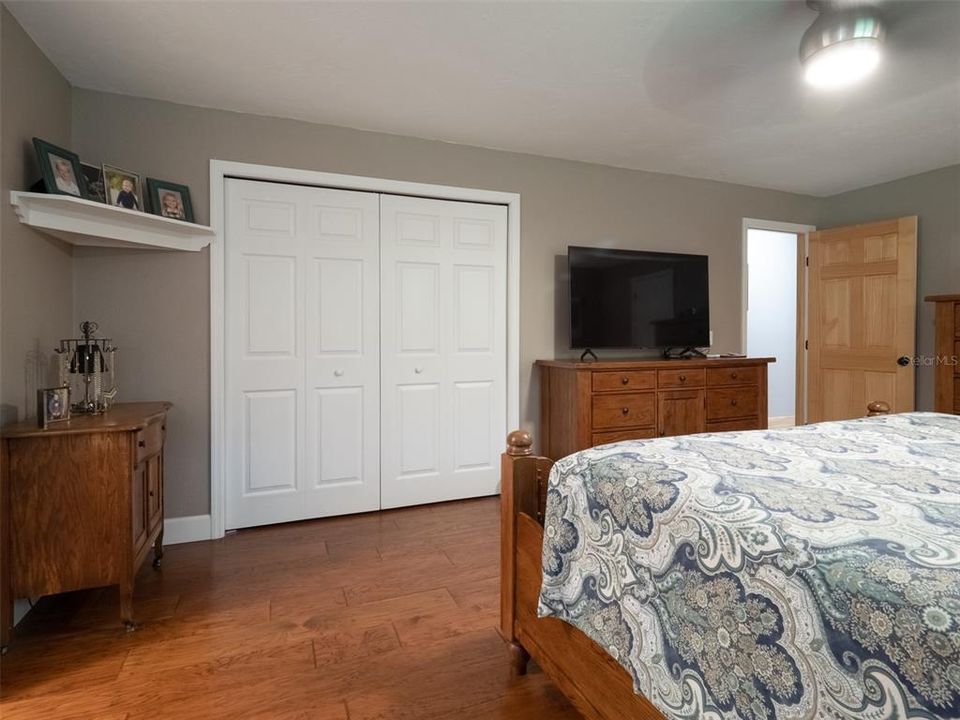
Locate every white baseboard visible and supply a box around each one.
[164,514,212,545]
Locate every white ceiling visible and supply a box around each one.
[8,1,960,196]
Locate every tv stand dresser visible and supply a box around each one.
[537,357,773,457]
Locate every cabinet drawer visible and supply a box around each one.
[706,387,759,421]
[592,370,656,393]
[136,420,164,463]
[657,368,705,388]
[592,392,656,430]
[707,417,761,433]
[592,427,656,446]
[706,366,759,387]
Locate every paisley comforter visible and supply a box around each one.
[538,412,960,720]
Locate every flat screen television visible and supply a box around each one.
[569,246,709,350]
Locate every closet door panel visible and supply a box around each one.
[225,179,380,529]
[380,195,507,508]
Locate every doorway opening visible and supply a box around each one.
[742,219,816,427]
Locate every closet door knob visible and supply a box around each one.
[414,367,423,374]
[334,369,344,377]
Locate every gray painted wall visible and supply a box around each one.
[818,164,960,414]
[0,6,73,425]
[70,89,821,518]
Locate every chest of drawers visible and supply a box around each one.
[537,358,772,459]
[1,402,171,647]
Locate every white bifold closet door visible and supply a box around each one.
[379,195,507,509]
[225,179,381,529]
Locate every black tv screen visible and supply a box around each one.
[569,247,709,349]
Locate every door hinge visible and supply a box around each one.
[804,340,809,350]
[805,256,809,267]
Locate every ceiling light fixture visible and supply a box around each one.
[799,1,886,90]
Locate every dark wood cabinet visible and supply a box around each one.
[537,358,771,458]
[1,402,171,647]
[926,294,960,415]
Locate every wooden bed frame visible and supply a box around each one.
[499,401,891,720]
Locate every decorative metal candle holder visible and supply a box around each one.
[55,321,118,414]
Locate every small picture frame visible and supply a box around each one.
[81,162,106,203]
[33,138,86,199]
[37,387,70,429]
[146,178,194,223]
[102,164,143,211]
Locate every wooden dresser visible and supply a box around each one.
[926,294,960,414]
[1,402,170,646]
[537,358,773,458]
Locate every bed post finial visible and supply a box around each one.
[506,430,533,456]
[867,401,891,416]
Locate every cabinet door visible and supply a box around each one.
[132,462,147,550]
[658,390,705,437]
[147,454,162,531]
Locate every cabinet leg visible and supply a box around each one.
[120,582,136,632]
[153,528,164,569]
[509,641,530,677]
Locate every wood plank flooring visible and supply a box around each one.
[0,497,579,720]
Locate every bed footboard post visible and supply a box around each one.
[500,429,536,675]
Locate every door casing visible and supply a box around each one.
[209,160,521,540]
[741,219,816,426]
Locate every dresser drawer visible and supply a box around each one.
[657,368,705,389]
[592,427,657,446]
[706,366,759,387]
[707,417,761,433]
[592,370,656,393]
[592,392,656,430]
[135,420,164,464]
[706,387,759,421]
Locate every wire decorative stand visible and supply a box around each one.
[56,320,118,414]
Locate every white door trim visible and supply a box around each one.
[209,160,521,539]
[741,217,816,426]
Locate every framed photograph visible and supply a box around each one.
[102,164,143,211]
[81,162,106,203]
[33,138,86,199]
[37,387,70,429]
[145,178,194,222]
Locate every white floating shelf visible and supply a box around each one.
[10,191,214,252]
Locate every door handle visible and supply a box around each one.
[897,356,911,367]
[414,367,424,374]
[334,369,344,377]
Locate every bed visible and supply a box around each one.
[500,405,960,720]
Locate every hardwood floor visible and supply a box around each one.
[0,498,579,720]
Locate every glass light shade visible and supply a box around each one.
[803,37,882,89]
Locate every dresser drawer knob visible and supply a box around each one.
[731,372,738,379]
[679,375,686,382]
[621,407,629,415]
[621,376,629,385]
[731,398,739,406]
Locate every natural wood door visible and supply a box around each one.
[807,216,917,422]
[658,389,705,437]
